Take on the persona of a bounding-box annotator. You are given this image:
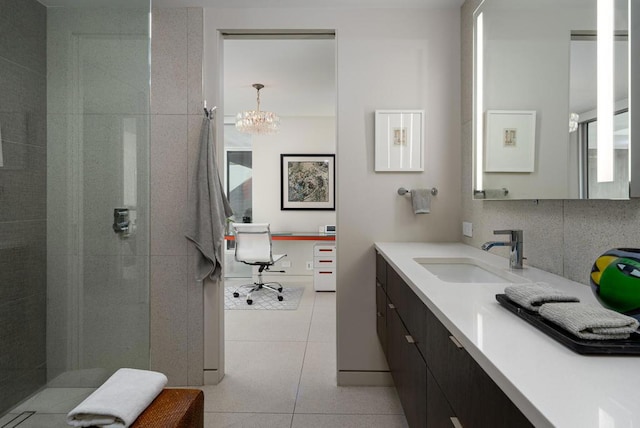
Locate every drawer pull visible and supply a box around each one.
[376,311,383,318]
[450,417,463,428]
[388,303,396,309]
[376,281,383,288]
[405,335,415,344]
[449,335,463,349]
[319,249,333,252]
[318,271,333,274]
[319,260,333,263]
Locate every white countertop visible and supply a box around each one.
[375,242,640,428]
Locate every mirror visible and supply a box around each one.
[473,0,635,200]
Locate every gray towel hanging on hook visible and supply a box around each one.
[186,109,233,281]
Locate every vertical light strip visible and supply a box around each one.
[386,115,391,169]
[475,12,484,191]
[408,114,414,168]
[597,0,615,182]
[628,0,632,183]
[399,114,405,168]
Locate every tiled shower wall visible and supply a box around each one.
[0,0,47,413]
[150,7,206,386]
[460,0,640,285]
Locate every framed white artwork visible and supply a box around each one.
[485,110,536,172]
[374,110,424,172]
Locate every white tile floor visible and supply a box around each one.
[1,278,407,428]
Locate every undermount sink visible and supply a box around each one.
[414,257,525,284]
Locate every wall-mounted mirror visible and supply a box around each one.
[473,0,637,200]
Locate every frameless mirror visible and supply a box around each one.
[473,0,636,200]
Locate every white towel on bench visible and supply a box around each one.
[67,368,167,427]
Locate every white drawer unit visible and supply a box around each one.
[313,243,336,291]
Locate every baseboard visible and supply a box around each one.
[203,369,222,385]
[337,370,394,386]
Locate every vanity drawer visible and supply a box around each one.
[375,251,387,291]
[387,267,427,357]
[425,306,533,428]
[376,282,387,355]
[387,303,427,428]
[425,308,473,424]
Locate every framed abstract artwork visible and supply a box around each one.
[281,154,335,210]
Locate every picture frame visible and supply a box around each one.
[485,110,536,172]
[281,154,335,210]
[374,109,424,172]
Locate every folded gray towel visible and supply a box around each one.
[504,282,580,312]
[411,189,431,214]
[539,302,640,340]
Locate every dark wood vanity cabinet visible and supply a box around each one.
[375,251,533,428]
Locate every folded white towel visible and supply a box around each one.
[504,282,580,312]
[539,302,640,340]
[67,368,167,427]
[411,189,431,214]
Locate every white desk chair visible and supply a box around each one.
[231,223,287,305]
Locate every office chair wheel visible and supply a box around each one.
[278,286,283,292]
[233,292,239,298]
[278,295,283,301]
[247,299,253,305]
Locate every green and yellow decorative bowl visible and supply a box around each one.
[591,248,640,322]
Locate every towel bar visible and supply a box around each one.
[397,187,438,196]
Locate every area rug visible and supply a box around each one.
[224,286,304,310]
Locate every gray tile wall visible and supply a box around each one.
[150,7,205,386]
[0,0,47,414]
[461,0,640,285]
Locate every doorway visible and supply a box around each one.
[219,33,337,383]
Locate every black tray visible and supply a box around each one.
[495,294,640,355]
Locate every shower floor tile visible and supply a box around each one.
[10,388,95,414]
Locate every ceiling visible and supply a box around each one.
[40,0,464,8]
[223,39,336,118]
[153,0,464,7]
[37,0,463,117]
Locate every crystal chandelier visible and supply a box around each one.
[235,83,280,135]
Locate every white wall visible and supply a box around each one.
[205,6,461,383]
[252,116,336,230]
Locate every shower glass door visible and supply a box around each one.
[46,2,150,386]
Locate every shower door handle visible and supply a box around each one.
[113,208,130,235]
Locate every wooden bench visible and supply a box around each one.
[131,388,203,427]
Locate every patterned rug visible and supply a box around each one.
[224,286,304,310]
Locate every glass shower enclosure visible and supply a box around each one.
[0,0,151,415]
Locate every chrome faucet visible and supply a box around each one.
[481,229,524,269]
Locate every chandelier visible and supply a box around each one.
[235,83,280,135]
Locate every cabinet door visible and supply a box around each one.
[387,305,427,428]
[376,281,387,356]
[427,367,457,428]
